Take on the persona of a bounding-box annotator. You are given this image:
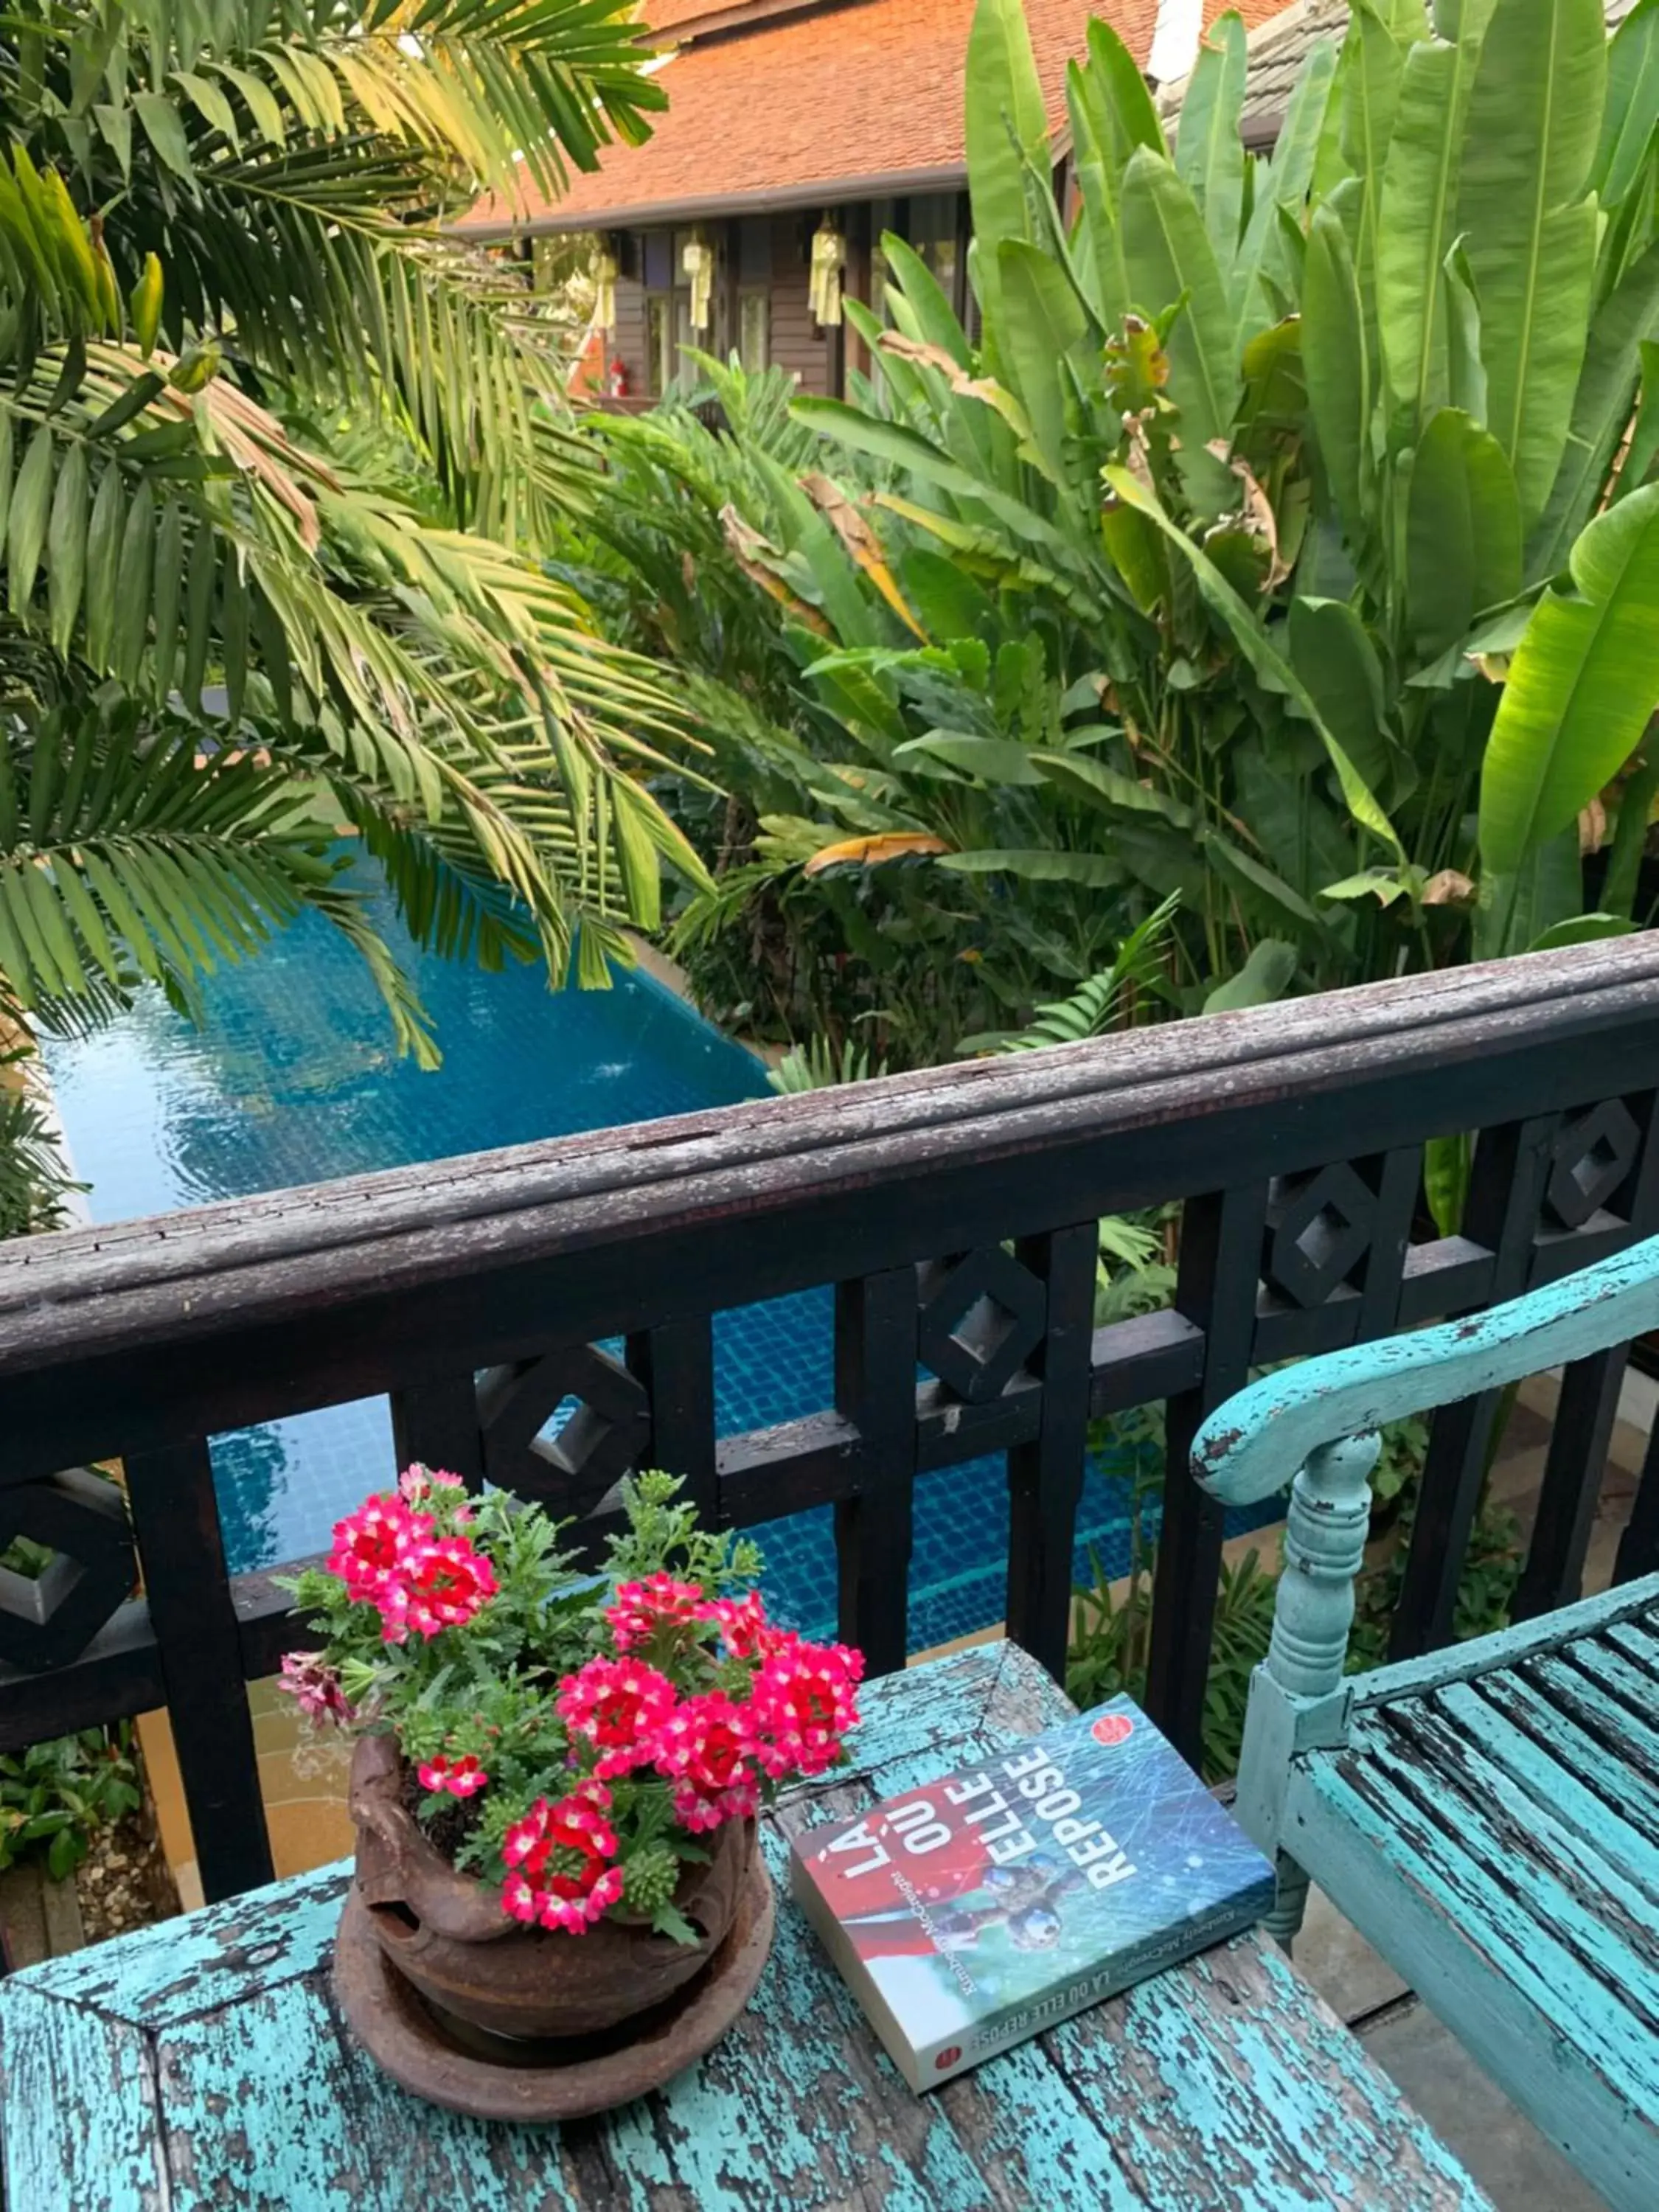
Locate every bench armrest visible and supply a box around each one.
[1191,1231,1659,1509]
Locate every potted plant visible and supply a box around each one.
[280,1466,862,2085]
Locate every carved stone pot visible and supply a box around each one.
[346,1733,754,2042]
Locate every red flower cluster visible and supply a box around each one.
[328,1497,431,1599]
[549,1589,863,1859]
[555,1658,678,1779]
[417,1752,488,1799]
[327,1495,498,1646]
[749,1641,864,1780]
[652,1691,760,1830]
[696,1590,793,1661]
[604,1573,704,1652]
[501,1781,624,1931]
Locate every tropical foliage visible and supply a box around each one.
[0,1030,85,1234]
[568,0,1659,1069]
[0,1721,143,1882]
[0,0,702,1065]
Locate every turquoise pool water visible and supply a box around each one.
[44,871,1181,1649]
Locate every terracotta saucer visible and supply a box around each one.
[333,1850,775,2122]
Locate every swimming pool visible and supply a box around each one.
[44,869,1180,1651]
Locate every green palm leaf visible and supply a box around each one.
[0,0,704,1058]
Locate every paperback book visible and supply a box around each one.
[790,1695,1276,2090]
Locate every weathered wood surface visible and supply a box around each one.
[3,942,1658,1458]
[0,1645,1486,2211]
[1279,1582,1659,2212]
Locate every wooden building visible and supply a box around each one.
[1156,0,1642,144]
[456,0,1275,403]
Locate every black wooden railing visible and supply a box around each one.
[3,939,1659,1902]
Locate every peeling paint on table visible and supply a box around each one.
[0,1644,1489,2210]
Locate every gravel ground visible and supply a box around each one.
[76,1809,180,1945]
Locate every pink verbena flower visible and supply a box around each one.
[555,1657,678,1777]
[501,1784,619,1874]
[276,1651,354,1728]
[748,1639,863,1780]
[378,1535,498,1641]
[695,1590,793,1661]
[650,1691,758,1830]
[499,1784,622,1931]
[417,1753,488,1799]
[605,1573,704,1652]
[670,1775,760,1832]
[502,1864,625,1932]
[327,1495,431,1600]
[397,1464,472,1519]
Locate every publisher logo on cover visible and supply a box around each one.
[1091,1713,1135,1747]
[935,2048,962,2071]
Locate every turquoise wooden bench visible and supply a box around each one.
[1194,1230,1659,2212]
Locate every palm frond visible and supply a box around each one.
[307,883,441,1066]
[0,337,708,971]
[12,0,664,205]
[0,3,700,1053]
[6,0,664,535]
[0,695,334,1007]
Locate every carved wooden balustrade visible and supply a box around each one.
[1,939,1658,1903]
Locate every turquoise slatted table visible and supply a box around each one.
[1195,1231,1659,2212]
[0,1642,1485,2211]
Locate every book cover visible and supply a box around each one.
[789,1694,1276,2091]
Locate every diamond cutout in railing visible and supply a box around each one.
[1264,1161,1377,1309]
[0,1467,137,1674]
[917,1248,1046,1405]
[477,1344,650,1519]
[1545,1099,1642,1231]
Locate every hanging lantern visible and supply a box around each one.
[681,231,714,331]
[809,218,846,327]
[591,245,619,333]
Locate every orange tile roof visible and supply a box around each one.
[462,0,1287,234]
[641,0,736,28]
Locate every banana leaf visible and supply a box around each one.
[1404,408,1522,658]
[1175,13,1248,266]
[1478,480,1659,875]
[1456,0,1605,528]
[964,0,1048,374]
[1595,0,1659,210]
[1121,150,1241,511]
[1528,237,1659,579]
[1106,466,1405,859]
